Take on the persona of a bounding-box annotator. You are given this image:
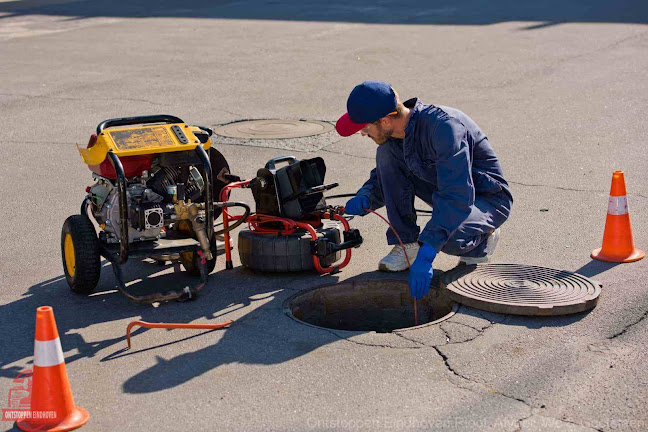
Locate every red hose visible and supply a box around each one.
[362,208,418,326]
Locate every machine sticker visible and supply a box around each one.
[110,127,176,150]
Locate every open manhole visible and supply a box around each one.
[286,280,457,333]
[213,119,334,139]
[441,263,602,316]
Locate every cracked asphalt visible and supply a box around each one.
[1,1,647,431]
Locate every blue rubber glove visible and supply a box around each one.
[408,243,437,299]
[344,195,370,215]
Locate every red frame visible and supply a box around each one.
[219,180,353,274]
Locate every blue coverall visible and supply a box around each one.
[357,98,513,258]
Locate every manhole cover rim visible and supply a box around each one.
[213,119,334,139]
[282,280,458,334]
[440,263,602,316]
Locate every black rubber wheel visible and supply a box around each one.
[238,219,343,272]
[180,235,217,276]
[61,214,101,295]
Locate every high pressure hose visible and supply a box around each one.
[213,201,251,236]
[326,194,419,326]
[361,208,418,327]
[326,193,432,214]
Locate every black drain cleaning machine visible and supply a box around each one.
[221,155,364,274]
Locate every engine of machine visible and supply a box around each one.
[88,153,206,244]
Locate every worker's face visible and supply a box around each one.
[361,119,393,145]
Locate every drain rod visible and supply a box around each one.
[363,208,418,326]
[126,320,233,349]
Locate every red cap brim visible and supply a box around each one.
[335,113,367,137]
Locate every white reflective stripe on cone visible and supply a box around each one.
[34,338,65,367]
[608,196,629,215]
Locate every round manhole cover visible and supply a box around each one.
[213,119,334,139]
[441,264,601,316]
[286,279,457,333]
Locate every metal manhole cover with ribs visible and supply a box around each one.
[213,119,333,139]
[440,264,601,316]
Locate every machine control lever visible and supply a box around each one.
[312,229,363,257]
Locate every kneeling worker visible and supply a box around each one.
[336,81,513,299]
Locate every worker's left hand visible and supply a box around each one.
[408,243,437,299]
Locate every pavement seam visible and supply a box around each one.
[319,327,422,350]
[474,29,648,92]
[393,318,498,347]
[396,316,603,432]
[508,180,648,199]
[0,92,165,106]
[438,322,453,342]
[608,307,648,339]
[433,344,603,432]
[445,320,490,332]
[320,147,375,160]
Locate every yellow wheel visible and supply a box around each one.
[61,215,100,294]
[64,233,76,277]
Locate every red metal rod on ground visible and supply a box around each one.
[126,320,233,349]
[363,208,418,326]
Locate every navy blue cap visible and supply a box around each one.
[336,81,397,137]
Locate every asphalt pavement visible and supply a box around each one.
[1,1,647,431]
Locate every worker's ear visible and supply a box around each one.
[380,115,394,127]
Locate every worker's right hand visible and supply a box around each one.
[344,195,370,215]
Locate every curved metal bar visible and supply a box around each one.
[106,151,129,263]
[194,145,213,239]
[126,318,233,349]
[96,115,184,134]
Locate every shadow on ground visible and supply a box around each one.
[1,260,599,395]
[1,0,647,28]
[0,258,340,380]
[573,259,620,278]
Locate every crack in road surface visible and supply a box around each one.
[0,92,164,106]
[433,344,603,432]
[608,308,648,339]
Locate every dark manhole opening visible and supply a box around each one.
[288,280,456,333]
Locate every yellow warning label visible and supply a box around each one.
[110,127,176,150]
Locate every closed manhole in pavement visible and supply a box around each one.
[213,119,334,139]
[441,263,602,316]
[286,280,457,333]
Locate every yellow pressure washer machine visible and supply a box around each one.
[61,115,249,302]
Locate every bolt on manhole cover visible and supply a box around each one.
[213,119,334,139]
[441,263,602,316]
[285,279,457,333]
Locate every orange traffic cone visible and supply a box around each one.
[591,170,645,263]
[16,306,89,432]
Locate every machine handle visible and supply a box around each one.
[312,229,363,257]
[264,155,298,170]
[282,182,339,202]
[96,115,185,134]
[196,126,213,136]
